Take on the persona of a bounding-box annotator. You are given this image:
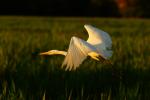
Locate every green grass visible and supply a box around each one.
[0,16,150,100]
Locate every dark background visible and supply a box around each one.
[0,0,150,17]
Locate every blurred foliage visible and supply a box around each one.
[0,16,150,99]
[115,0,150,17]
[0,0,150,17]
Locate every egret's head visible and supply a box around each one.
[39,50,59,55]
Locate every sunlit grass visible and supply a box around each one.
[0,16,150,99]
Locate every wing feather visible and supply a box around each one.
[84,24,112,58]
[62,36,95,70]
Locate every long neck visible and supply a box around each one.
[55,50,67,56]
[40,50,67,56]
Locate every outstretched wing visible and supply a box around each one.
[84,24,112,58]
[62,36,96,71]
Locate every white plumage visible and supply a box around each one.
[85,25,112,58]
[40,24,113,70]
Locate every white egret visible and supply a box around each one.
[40,24,113,70]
